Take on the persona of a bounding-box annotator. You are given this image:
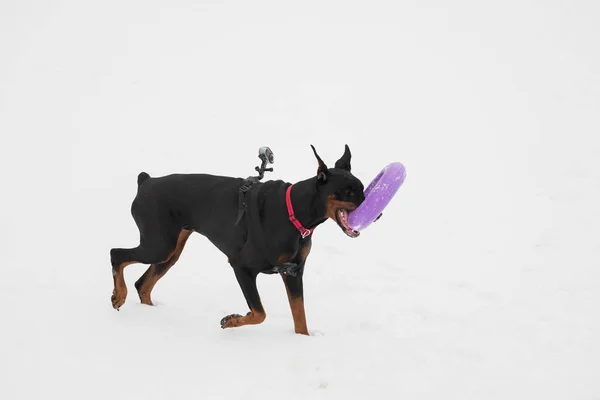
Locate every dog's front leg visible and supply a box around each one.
[281,272,309,335]
[280,241,311,335]
[221,266,266,329]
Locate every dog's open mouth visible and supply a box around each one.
[335,209,360,238]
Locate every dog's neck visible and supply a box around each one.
[289,177,328,230]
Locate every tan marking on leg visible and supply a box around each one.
[136,229,192,306]
[289,296,308,335]
[281,274,309,335]
[136,263,158,305]
[221,309,266,328]
[111,260,139,309]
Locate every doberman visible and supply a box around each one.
[110,145,365,335]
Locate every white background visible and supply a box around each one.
[1,1,599,399]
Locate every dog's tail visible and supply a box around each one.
[137,172,150,186]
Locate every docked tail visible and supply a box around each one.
[137,172,150,186]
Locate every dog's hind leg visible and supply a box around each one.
[134,229,192,306]
[110,232,179,310]
[109,252,137,310]
[220,267,266,329]
[110,195,184,310]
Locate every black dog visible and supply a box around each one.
[110,145,365,335]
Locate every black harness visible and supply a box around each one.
[234,181,302,277]
[233,176,259,227]
[231,147,304,276]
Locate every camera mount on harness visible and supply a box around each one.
[233,147,275,226]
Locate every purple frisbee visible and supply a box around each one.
[348,162,406,232]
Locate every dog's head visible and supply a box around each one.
[311,144,365,238]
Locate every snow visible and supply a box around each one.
[1,1,599,399]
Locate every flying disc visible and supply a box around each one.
[347,162,406,231]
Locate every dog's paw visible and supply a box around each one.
[220,313,243,329]
[111,290,126,310]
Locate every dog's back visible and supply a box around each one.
[133,173,244,237]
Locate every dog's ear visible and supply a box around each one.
[311,145,328,183]
[334,144,352,172]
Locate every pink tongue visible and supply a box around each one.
[340,210,350,228]
[340,210,357,233]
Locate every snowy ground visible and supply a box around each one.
[1,1,599,399]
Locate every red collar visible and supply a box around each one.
[286,185,314,239]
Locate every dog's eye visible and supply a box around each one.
[345,189,353,197]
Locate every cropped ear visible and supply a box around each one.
[334,144,352,172]
[310,145,328,183]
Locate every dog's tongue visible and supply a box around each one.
[339,210,360,238]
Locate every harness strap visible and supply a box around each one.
[233,178,258,226]
[247,185,288,269]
